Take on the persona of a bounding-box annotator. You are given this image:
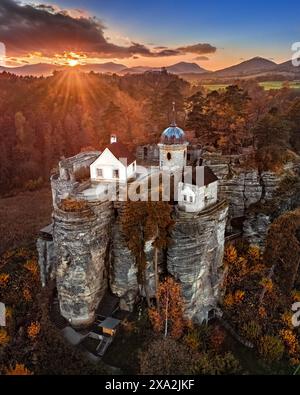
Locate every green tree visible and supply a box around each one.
[253,110,292,171]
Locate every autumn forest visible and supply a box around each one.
[1,68,300,376]
[1,70,300,195]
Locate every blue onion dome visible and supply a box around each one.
[160,102,187,144]
[161,124,186,144]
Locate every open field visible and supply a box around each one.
[202,81,300,91]
[259,81,300,90]
[0,187,53,255]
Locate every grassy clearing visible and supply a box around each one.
[202,81,300,91]
[259,81,300,90]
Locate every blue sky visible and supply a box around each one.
[49,0,300,68]
[6,0,300,69]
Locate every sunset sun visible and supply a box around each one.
[68,59,79,67]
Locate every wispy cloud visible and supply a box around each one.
[194,56,210,61]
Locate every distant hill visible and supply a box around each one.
[78,62,127,74]
[212,57,277,77]
[0,61,207,77]
[120,66,153,74]
[2,57,300,80]
[120,62,209,75]
[275,59,300,74]
[0,62,127,76]
[180,57,292,83]
[166,62,208,74]
[0,63,63,76]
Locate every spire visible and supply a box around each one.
[170,101,177,127]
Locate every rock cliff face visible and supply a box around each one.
[109,221,138,311]
[37,237,56,287]
[109,206,158,311]
[53,200,113,327]
[167,201,228,323]
[202,153,300,245]
[243,171,300,246]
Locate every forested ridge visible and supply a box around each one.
[0,69,300,194]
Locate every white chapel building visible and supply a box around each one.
[90,135,137,183]
[89,105,219,214]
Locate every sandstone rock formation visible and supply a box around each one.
[110,209,158,311]
[203,153,300,245]
[38,149,300,329]
[53,200,113,327]
[167,201,228,323]
[36,224,57,287]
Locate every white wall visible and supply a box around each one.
[127,161,137,179]
[90,148,136,182]
[178,180,218,213]
[204,181,218,207]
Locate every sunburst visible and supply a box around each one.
[68,59,79,67]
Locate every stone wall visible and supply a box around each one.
[50,174,78,209]
[136,144,159,162]
[158,143,188,172]
[167,201,228,323]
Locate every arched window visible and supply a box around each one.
[167,152,172,160]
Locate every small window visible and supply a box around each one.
[133,162,135,171]
[183,195,187,202]
[113,169,119,179]
[143,147,148,159]
[167,152,172,160]
[97,168,103,178]
[189,196,193,203]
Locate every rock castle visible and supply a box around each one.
[37,107,300,328]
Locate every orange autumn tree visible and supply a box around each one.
[27,321,41,340]
[5,363,33,376]
[149,276,185,339]
[0,328,10,346]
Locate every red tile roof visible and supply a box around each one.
[106,142,136,166]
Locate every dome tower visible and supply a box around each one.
[158,102,188,172]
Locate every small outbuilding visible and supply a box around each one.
[99,317,121,337]
[178,166,219,213]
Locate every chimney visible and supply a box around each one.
[110,134,117,144]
